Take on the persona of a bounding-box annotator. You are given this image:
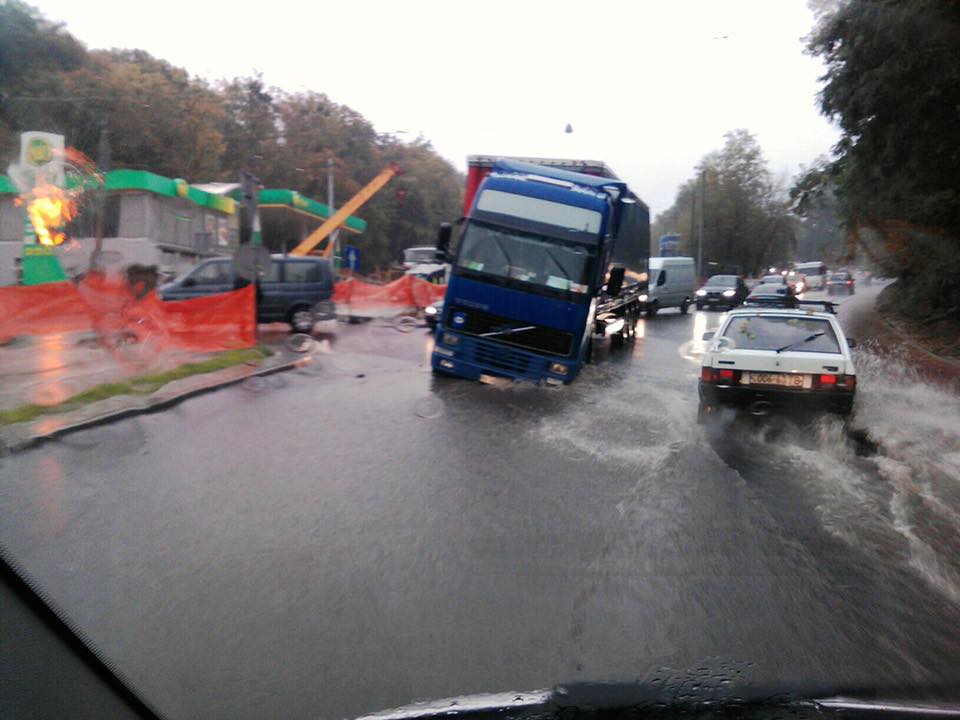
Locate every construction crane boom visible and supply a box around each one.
[290,163,401,257]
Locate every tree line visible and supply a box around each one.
[795,0,960,317]
[651,129,807,277]
[0,1,464,271]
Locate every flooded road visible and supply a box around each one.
[2,284,959,719]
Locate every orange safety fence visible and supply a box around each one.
[1,275,255,351]
[333,275,446,313]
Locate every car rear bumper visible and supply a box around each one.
[699,382,854,415]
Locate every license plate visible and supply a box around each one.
[742,372,811,389]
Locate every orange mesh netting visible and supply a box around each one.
[1,276,255,351]
[333,275,446,314]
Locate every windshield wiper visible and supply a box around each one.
[542,246,571,281]
[776,331,825,353]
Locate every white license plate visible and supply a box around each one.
[742,372,811,389]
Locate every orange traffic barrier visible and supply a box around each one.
[1,275,255,351]
[333,275,445,313]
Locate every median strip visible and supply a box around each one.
[0,346,273,427]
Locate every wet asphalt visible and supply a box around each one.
[2,284,959,720]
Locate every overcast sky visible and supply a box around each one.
[32,0,839,217]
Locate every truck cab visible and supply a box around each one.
[431,159,639,384]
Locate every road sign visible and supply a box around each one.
[343,244,361,272]
[234,243,272,281]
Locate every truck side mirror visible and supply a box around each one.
[606,264,625,296]
[435,222,452,263]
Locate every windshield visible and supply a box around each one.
[4,1,960,719]
[722,315,841,353]
[403,247,436,264]
[456,221,595,294]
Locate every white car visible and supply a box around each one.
[698,299,857,420]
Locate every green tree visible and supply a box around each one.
[654,130,795,276]
[800,0,960,312]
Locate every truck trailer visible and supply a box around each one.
[430,156,651,384]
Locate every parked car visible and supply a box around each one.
[793,261,828,290]
[646,256,697,316]
[826,271,856,296]
[158,254,334,332]
[695,275,749,310]
[698,298,857,420]
[424,298,443,329]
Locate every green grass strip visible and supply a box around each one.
[0,346,273,426]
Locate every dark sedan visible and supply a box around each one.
[695,275,749,310]
[826,271,856,295]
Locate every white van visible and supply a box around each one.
[793,261,828,290]
[646,256,697,316]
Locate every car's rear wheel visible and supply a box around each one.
[289,306,315,333]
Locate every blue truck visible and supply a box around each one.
[431,156,650,384]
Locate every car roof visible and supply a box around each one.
[725,307,839,322]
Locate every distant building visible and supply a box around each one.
[0,171,366,285]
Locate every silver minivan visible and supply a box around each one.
[645,256,697,316]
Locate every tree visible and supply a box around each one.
[800,0,960,312]
[654,130,795,276]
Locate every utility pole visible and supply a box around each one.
[697,168,705,280]
[689,187,696,260]
[90,118,111,272]
[327,158,339,274]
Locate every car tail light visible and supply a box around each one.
[701,367,740,385]
[815,373,856,390]
[847,280,853,285]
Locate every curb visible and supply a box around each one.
[0,353,310,454]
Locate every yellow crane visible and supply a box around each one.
[290,163,401,257]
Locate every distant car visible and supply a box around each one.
[826,271,855,296]
[424,298,443,329]
[759,274,788,286]
[401,246,439,269]
[698,299,857,420]
[786,272,808,294]
[158,254,334,332]
[793,262,828,290]
[695,274,749,310]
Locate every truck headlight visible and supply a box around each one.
[549,362,568,375]
[696,289,707,297]
[639,294,648,302]
[439,359,455,369]
[425,305,438,316]
[433,346,455,358]
[722,289,735,297]
[442,332,459,346]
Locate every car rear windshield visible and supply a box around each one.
[760,275,783,283]
[721,315,841,353]
[830,273,848,280]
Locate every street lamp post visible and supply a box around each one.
[697,169,705,280]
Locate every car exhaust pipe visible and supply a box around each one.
[750,401,773,416]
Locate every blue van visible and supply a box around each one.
[158,255,334,332]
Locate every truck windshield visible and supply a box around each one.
[456,222,595,294]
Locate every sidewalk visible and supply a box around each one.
[0,331,310,452]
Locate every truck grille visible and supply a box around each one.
[446,306,574,357]
[471,337,536,375]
